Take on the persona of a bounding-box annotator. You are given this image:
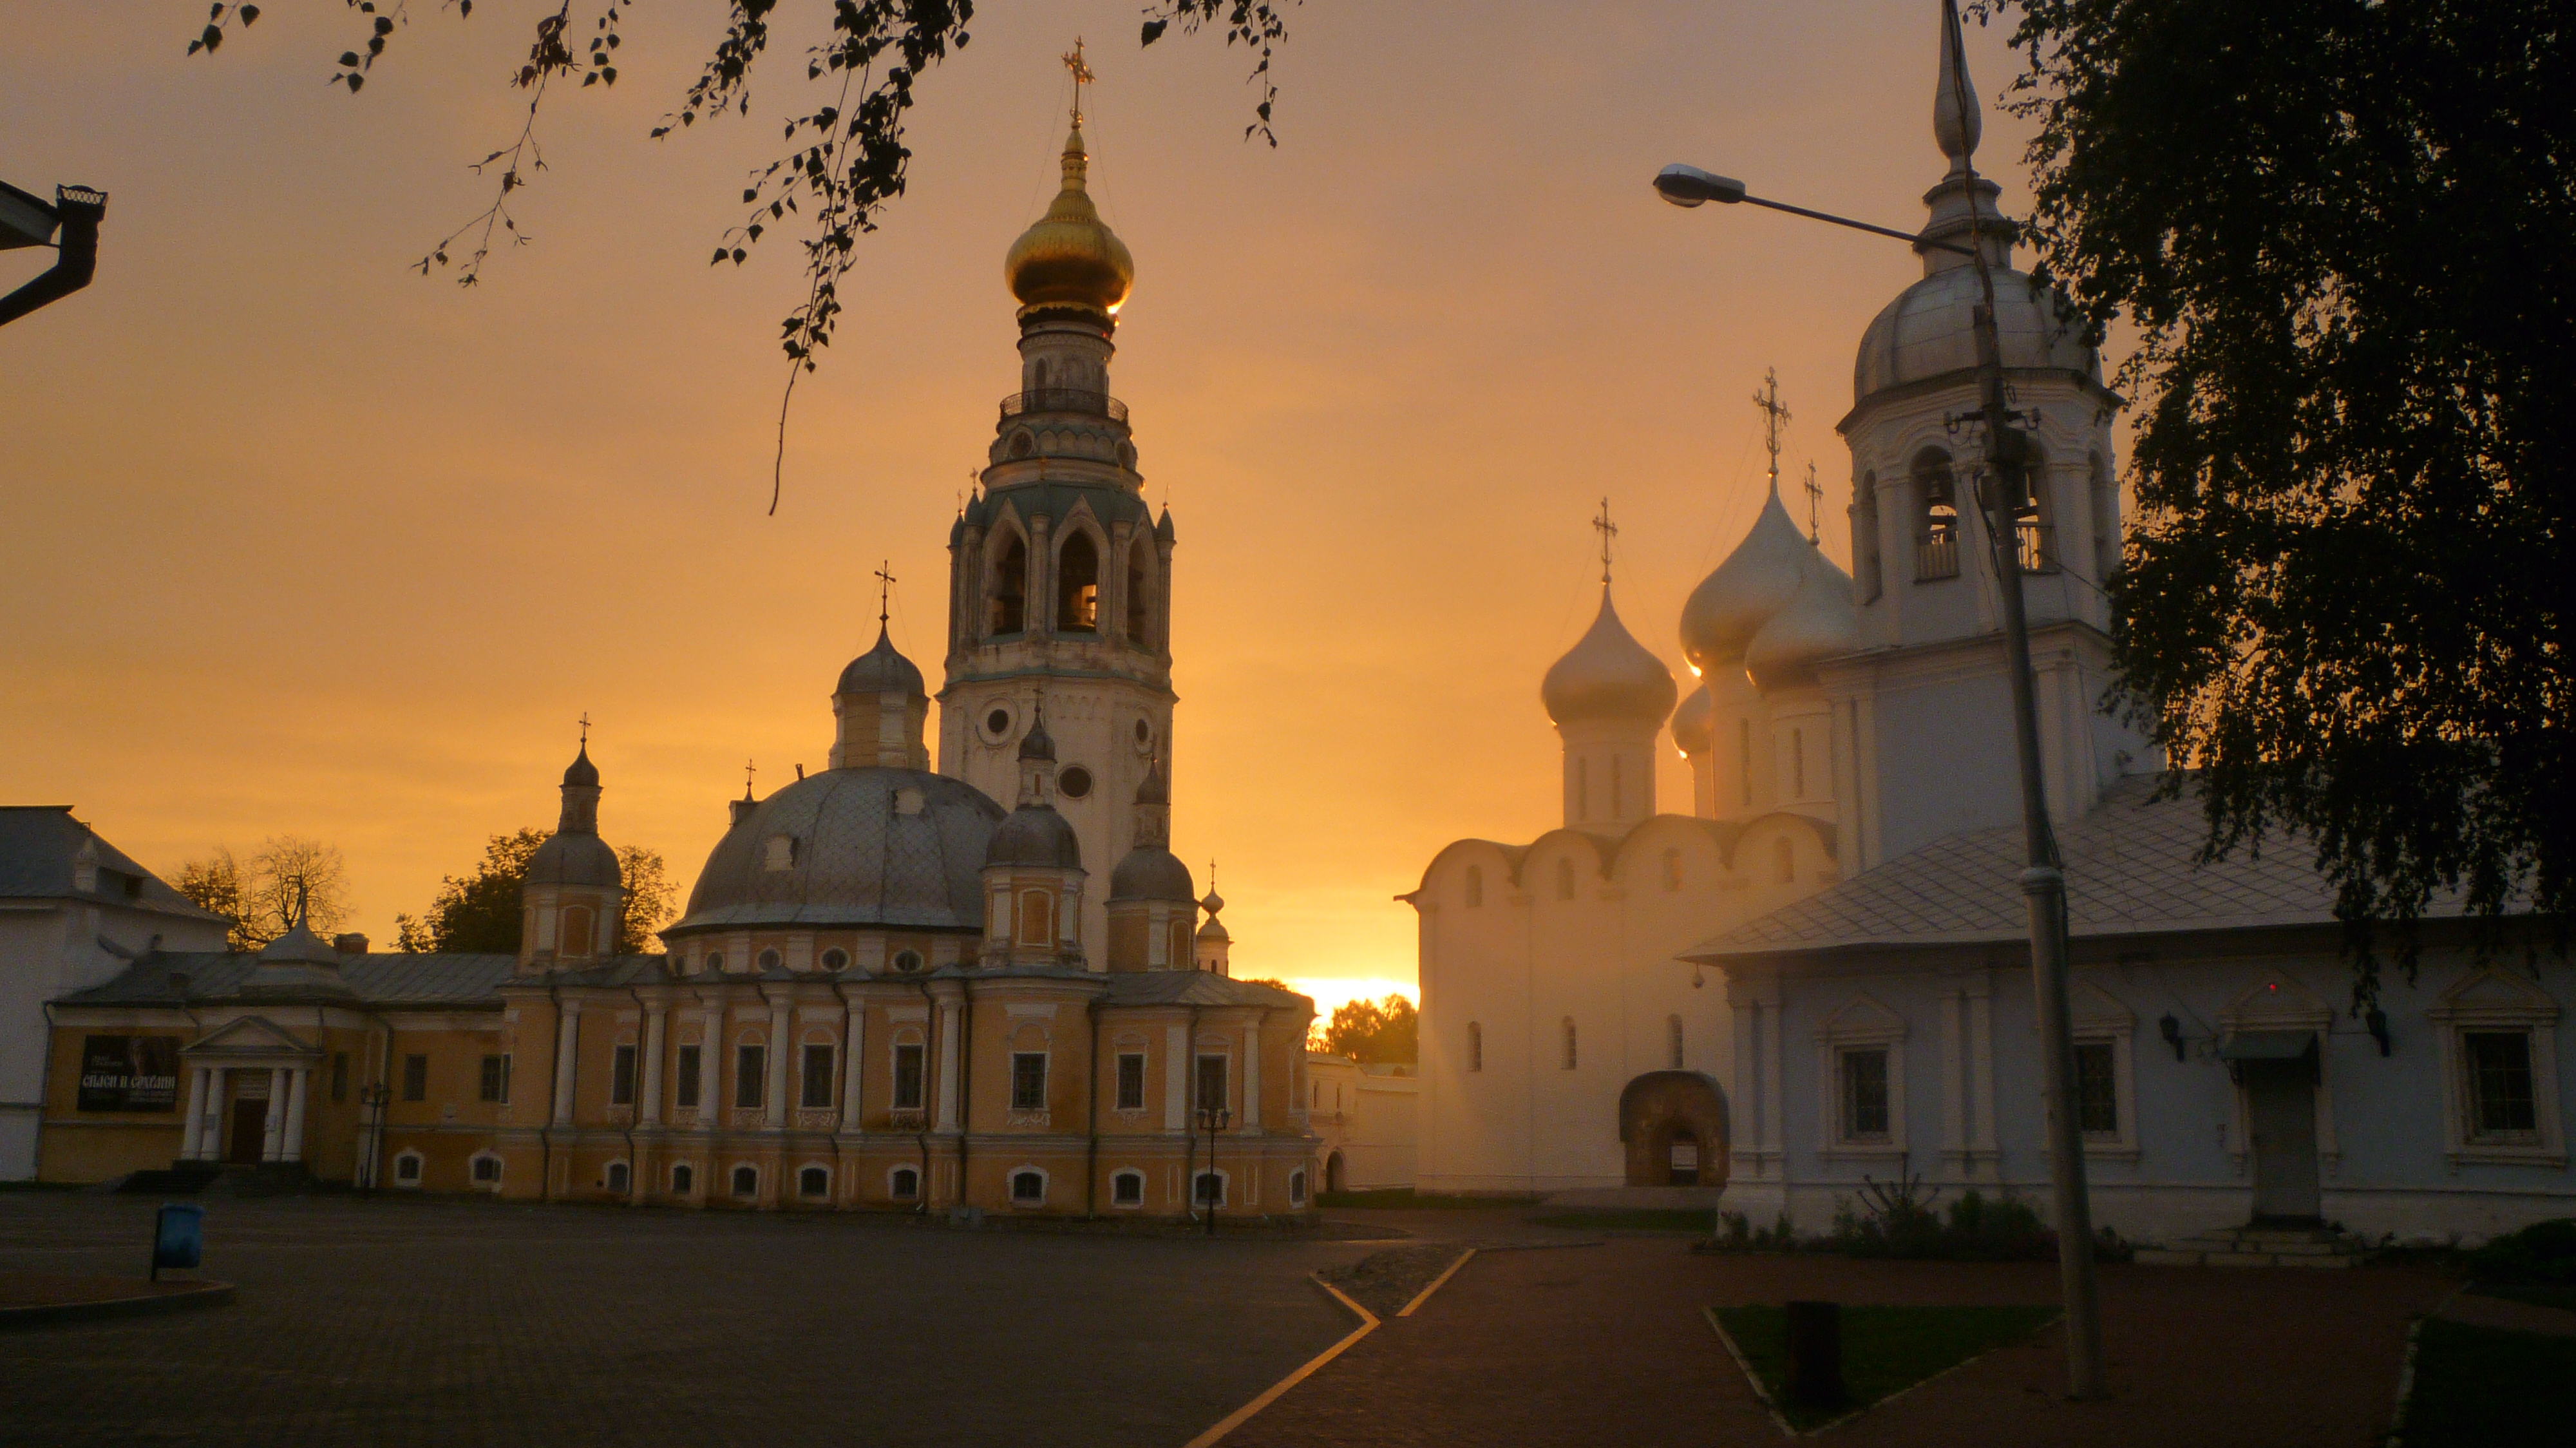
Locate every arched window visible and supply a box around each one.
[1125,542,1153,645]
[799,1166,830,1198]
[1194,1171,1225,1206]
[1111,1169,1145,1206]
[1057,533,1100,633]
[671,1162,695,1194]
[1773,837,1795,884]
[1464,865,1484,908]
[1913,449,1960,581]
[1855,470,1883,602]
[991,535,1028,634]
[605,1161,630,1194]
[731,1165,759,1197]
[890,1166,921,1200]
[471,1153,502,1185]
[1010,1169,1046,1204]
[1018,888,1055,947]
[1561,1018,1578,1071]
[1662,848,1683,893]
[1289,1169,1308,1206]
[1738,719,1754,807]
[560,905,594,958]
[1468,1022,1483,1072]
[1667,1015,1685,1070]
[1555,857,1575,901]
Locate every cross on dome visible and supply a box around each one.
[874,559,896,626]
[1592,498,1618,586]
[1752,368,1792,495]
[1063,38,1093,126]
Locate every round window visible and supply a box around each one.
[820,948,849,971]
[757,948,783,971]
[1058,766,1093,799]
[1132,718,1153,750]
[893,949,924,973]
[705,951,726,973]
[983,705,1014,741]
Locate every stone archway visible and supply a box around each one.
[1619,1071,1730,1190]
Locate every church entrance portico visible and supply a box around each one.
[1618,1071,1730,1191]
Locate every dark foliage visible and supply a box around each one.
[1320,993,1417,1063]
[396,828,676,954]
[2463,1217,2576,1285]
[1991,0,2575,1002]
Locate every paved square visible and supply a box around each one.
[0,1193,1364,1447]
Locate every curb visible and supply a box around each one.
[0,1281,236,1330]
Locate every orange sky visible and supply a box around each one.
[1,2,2043,1015]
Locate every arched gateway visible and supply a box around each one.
[1620,1071,1730,1189]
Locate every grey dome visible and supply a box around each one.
[1745,550,1862,692]
[1542,586,1677,727]
[1680,487,1809,672]
[837,625,925,698]
[1019,712,1057,763]
[562,744,600,788]
[527,830,621,889]
[671,767,1005,933]
[987,803,1082,870]
[1110,846,1194,903]
[1670,685,1715,757]
[1853,265,2098,405]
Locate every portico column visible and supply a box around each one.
[261,1067,289,1161]
[764,996,790,1129]
[552,1000,582,1127]
[202,1069,229,1159]
[281,1067,310,1163]
[934,998,961,1132]
[639,1003,667,1127]
[180,1067,209,1160]
[840,1000,865,1127]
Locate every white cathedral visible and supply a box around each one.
[1409,23,2573,1248]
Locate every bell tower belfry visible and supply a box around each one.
[940,48,1174,970]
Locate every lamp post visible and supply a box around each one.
[357,1082,391,1193]
[1651,0,2105,1400]
[1196,1103,1230,1236]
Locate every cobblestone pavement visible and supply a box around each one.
[0,1192,1365,1448]
[1224,1237,2458,1448]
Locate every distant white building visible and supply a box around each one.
[1304,1052,1417,1193]
[0,807,229,1179]
[1410,15,2572,1244]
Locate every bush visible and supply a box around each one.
[2465,1219,2576,1284]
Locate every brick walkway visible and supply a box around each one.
[1224,1235,2456,1448]
[0,1194,1359,1448]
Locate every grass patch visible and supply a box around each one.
[1712,1304,2059,1431]
[1314,1188,1540,1210]
[2399,1319,2576,1447]
[1530,1208,1716,1233]
[2470,1282,2576,1313]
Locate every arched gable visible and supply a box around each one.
[1410,838,1530,908]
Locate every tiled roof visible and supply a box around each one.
[1688,774,2390,960]
[0,806,223,922]
[1102,971,1311,1009]
[60,951,528,1007]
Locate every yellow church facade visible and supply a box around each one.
[37,82,1321,1220]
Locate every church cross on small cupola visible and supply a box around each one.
[743,759,757,797]
[874,559,896,626]
[1752,367,1792,495]
[1803,462,1823,544]
[578,712,591,747]
[1063,37,1094,126]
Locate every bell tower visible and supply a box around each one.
[941,48,1175,971]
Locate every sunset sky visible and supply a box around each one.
[3,2,2049,1018]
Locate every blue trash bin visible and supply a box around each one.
[153,1203,204,1281]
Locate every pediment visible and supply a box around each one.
[2431,966,2560,1023]
[1817,994,1907,1043]
[2220,969,2332,1029]
[186,1015,314,1056]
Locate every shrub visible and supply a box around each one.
[2465,1219,2576,1284]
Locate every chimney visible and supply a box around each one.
[334,933,370,957]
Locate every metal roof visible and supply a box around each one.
[0,806,224,922]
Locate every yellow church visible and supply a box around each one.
[35,81,1321,1221]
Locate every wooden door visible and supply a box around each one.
[227,1097,268,1164]
[2245,1062,2321,1222]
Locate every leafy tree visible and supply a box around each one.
[176,837,354,950]
[1994,0,2573,998]
[1321,993,1417,1063]
[187,2,1294,504]
[397,828,677,955]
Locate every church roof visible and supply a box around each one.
[0,806,223,922]
[1686,775,2474,962]
[57,950,528,1008]
[673,767,1004,935]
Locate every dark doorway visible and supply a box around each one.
[227,1097,267,1164]
[1325,1152,1345,1194]
[1619,1071,1730,1190]
[2244,1060,2322,1223]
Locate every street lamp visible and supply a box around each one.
[357,1082,391,1193]
[1651,0,2106,1401]
[0,180,107,327]
[1196,1103,1230,1237]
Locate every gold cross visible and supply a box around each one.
[744,758,756,795]
[1803,462,1823,544]
[1063,38,1093,126]
[874,560,896,625]
[577,712,590,747]
[1753,367,1792,490]
[1592,498,1618,585]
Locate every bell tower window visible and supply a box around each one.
[1914,450,1960,582]
[1057,534,1099,633]
[1124,542,1151,645]
[992,535,1028,634]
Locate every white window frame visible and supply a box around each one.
[1010,1051,1050,1113]
[2069,983,2141,1163]
[728,1161,761,1199]
[795,1163,833,1199]
[1114,1051,1148,1113]
[1110,1168,1146,1208]
[392,1149,425,1187]
[1191,1167,1231,1209]
[890,1037,927,1112]
[1006,1164,1049,1208]
[670,1161,697,1196]
[468,1150,504,1189]
[2217,971,2340,1177]
[2431,966,2566,1169]
[603,1159,632,1194]
[887,1163,922,1201]
[1814,996,1908,1161]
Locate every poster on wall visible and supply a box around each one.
[78,1034,182,1112]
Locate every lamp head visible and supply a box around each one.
[1654,164,1747,208]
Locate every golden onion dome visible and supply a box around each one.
[1004,124,1135,315]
